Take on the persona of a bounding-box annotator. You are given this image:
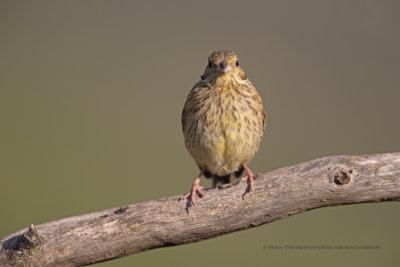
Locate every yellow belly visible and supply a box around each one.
[196,112,256,176]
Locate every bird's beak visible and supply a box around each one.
[218,61,231,74]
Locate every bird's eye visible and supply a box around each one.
[208,61,212,68]
[236,60,239,67]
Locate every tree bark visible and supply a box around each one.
[1,153,400,266]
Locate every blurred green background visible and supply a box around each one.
[1,0,399,266]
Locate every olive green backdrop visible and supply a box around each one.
[1,1,399,266]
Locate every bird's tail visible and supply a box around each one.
[212,166,244,188]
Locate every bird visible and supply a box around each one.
[181,50,266,205]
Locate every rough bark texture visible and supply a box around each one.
[1,153,400,266]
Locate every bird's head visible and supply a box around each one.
[200,50,247,82]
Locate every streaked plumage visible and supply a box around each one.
[181,50,266,204]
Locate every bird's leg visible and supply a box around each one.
[241,164,260,192]
[180,169,205,205]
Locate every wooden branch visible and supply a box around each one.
[1,153,400,266]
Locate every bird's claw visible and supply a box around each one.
[241,166,260,192]
[241,172,261,182]
[179,181,204,205]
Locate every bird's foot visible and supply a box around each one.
[179,171,205,205]
[241,165,260,192]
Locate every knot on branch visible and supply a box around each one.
[16,224,42,251]
[333,170,352,185]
